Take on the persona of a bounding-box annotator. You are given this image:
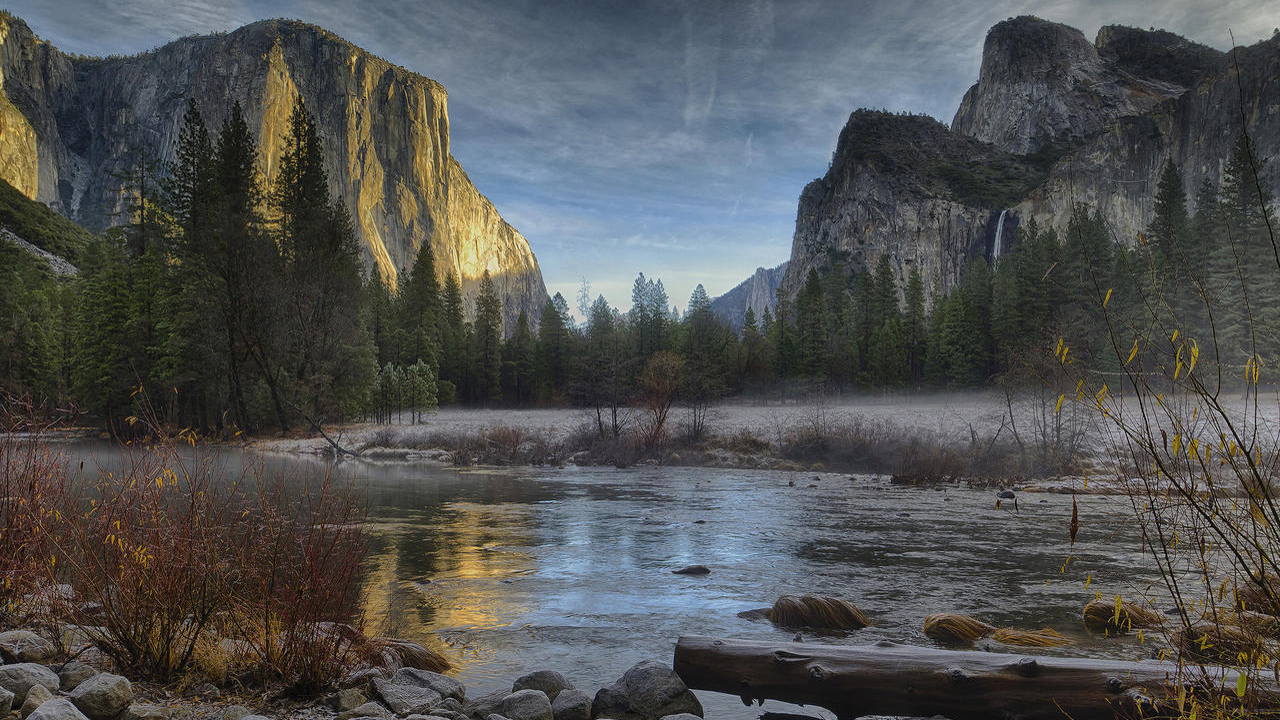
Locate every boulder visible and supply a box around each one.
[341,668,388,690]
[57,663,97,692]
[69,673,133,720]
[1,686,14,714]
[337,703,393,720]
[240,716,271,720]
[549,689,590,720]
[511,671,573,703]
[495,690,551,720]
[326,689,369,713]
[390,668,465,703]
[659,716,702,720]
[670,566,710,576]
[124,705,170,720]
[20,682,53,719]
[429,699,464,714]
[27,699,91,720]
[0,631,57,664]
[373,677,442,716]
[0,663,61,706]
[461,691,506,720]
[590,661,702,720]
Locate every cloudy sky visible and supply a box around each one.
[11,0,1276,314]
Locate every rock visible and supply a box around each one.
[326,689,369,713]
[27,699,91,720]
[240,716,271,720]
[591,661,702,720]
[430,699,463,714]
[658,716,702,720]
[373,677,443,716]
[214,706,253,720]
[337,703,393,720]
[1,686,14,714]
[124,705,170,720]
[0,631,57,663]
[0,663,61,706]
[20,682,53,719]
[69,673,133,720]
[341,668,388,690]
[461,690,506,720]
[670,566,709,576]
[190,683,220,699]
[511,670,574,702]
[57,663,97,692]
[494,690,551,720]
[549,689,590,720]
[391,668,465,703]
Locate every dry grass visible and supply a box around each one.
[765,595,871,631]
[1081,598,1165,634]
[923,613,1073,648]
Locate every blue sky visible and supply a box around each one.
[10,0,1276,315]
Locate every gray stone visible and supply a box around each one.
[124,704,170,720]
[495,690,551,720]
[0,631,57,664]
[658,716,702,720]
[590,661,702,720]
[421,712,466,720]
[549,689,590,720]
[429,699,463,714]
[190,683,220,699]
[69,673,132,720]
[1,686,14,715]
[372,677,442,716]
[27,699,91,720]
[20,683,53,719]
[461,691,506,720]
[340,668,388,690]
[511,671,573,703]
[57,663,97,692]
[212,706,252,720]
[240,715,271,720]
[325,689,368,713]
[0,663,61,706]
[337,702,393,720]
[390,668,465,703]
[670,566,709,576]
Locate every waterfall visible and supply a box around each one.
[992,209,1008,260]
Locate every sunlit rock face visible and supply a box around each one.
[782,17,1277,307]
[0,14,546,331]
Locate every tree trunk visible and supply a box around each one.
[673,635,1259,720]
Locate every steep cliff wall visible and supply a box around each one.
[782,18,1275,311]
[0,14,546,330]
[951,16,1203,155]
[710,261,787,331]
[780,111,1039,301]
[1017,32,1280,241]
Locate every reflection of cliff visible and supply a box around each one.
[0,13,546,330]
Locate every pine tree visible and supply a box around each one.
[472,270,504,403]
[398,241,440,369]
[903,267,927,386]
[503,312,535,404]
[795,269,827,381]
[437,272,466,403]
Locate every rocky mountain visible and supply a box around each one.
[709,261,787,330]
[780,16,1277,306]
[0,13,546,331]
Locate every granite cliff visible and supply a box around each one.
[709,261,787,330]
[778,16,1276,308]
[0,14,546,330]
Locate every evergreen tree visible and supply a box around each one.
[794,269,827,381]
[438,272,466,403]
[471,270,504,403]
[903,267,927,386]
[503,311,535,404]
[398,241,440,369]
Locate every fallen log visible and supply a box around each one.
[673,635,1263,720]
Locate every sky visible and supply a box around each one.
[9,0,1277,316]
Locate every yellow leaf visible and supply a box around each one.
[1126,339,1139,365]
[1103,288,1112,308]
[1237,672,1247,699]
[1055,394,1064,416]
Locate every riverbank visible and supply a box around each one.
[251,397,1114,492]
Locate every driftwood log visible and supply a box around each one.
[673,635,1259,720]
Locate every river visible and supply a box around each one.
[61,440,1158,719]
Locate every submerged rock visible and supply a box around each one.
[670,566,710,576]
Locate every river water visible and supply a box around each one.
[61,441,1160,719]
